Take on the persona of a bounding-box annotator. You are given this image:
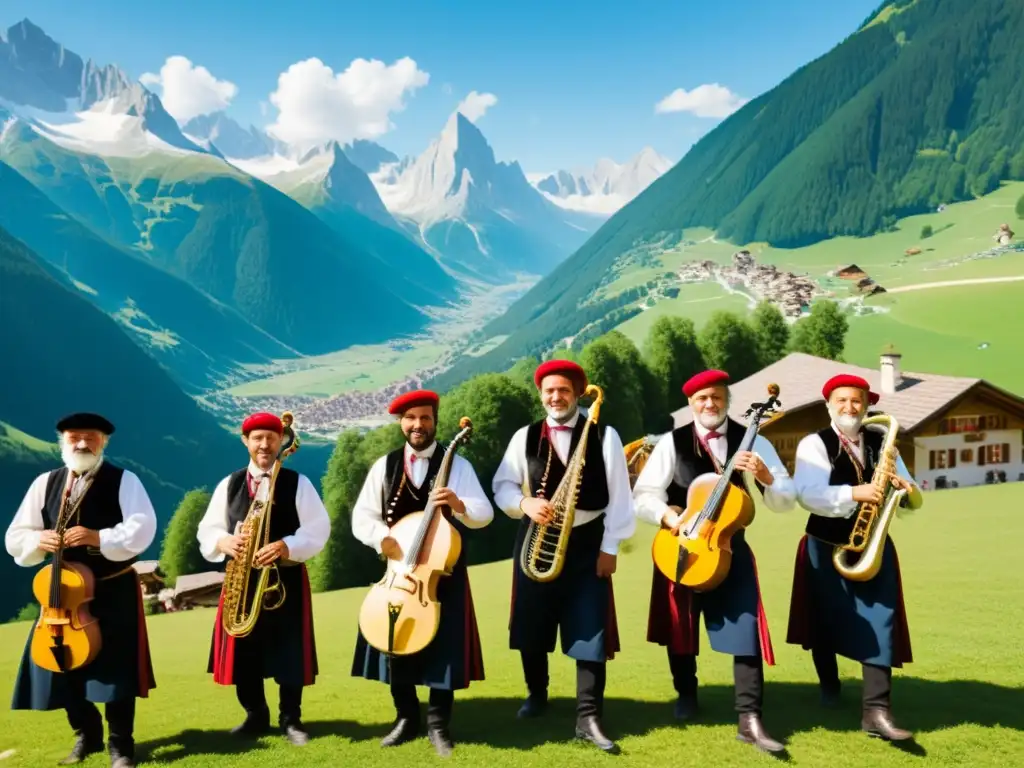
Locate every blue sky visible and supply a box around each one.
[4,0,883,172]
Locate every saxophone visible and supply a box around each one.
[221,412,299,638]
[832,413,906,582]
[520,384,604,583]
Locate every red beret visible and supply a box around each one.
[683,369,730,397]
[389,389,439,416]
[822,374,880,405]
[534,359,588,393]
[242,412,283,435]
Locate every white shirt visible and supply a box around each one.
[351,441,494,555]
[196,461,331,563]
[5,462,158,566]
[633,421,797,527]
[491,408,637,556]
[794,422,922,519]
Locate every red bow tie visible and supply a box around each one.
[550,425,572,432]
[705,431,723,439]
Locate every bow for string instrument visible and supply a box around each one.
[358,417,473,657]
[30,471,103,673]
[651,384,781,592]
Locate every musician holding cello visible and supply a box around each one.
[350,390,493,758]
[632,370,795,754]
[787,374,922,742]
[5,413,158,768]
[196,411,330,746]
[492,359,635,755]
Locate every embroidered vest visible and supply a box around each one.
[804,426,885,546]
[42,461,130,579]
[524,418,609,511]
[381,445,447,528]
[666,420,765,509]
[225,467,301,541]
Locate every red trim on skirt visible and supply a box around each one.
[134,574,154,697]
[646,563,776,665]
[786,534,913,666]
[463,575,486,683]
[211,564,318,685]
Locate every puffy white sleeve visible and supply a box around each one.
[750,434,797,513]
[448,455,493,529]
[491,426,530,519]
[4,472,50,567]
[632,434,677,527]
[794,434,858,518]
[598,426,636,556]
[351,456,391,554]
[196,476,232,563]
[97,470,158,562]
[281,474,332,562]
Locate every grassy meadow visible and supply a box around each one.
[2,483,1022,767]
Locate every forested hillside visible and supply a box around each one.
[0,225,240,620]
[429,0,1024,391]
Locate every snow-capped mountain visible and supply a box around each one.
[370,111,601,281]
[530,147,672,215]
[182,111,280,159]
[236,141,398,230]
[0,18,209,157]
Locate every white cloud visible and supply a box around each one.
[453,90,497,123]
[654,83,748,118]
[140,55,238,123]
[265,56,429,151]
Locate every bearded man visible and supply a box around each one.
[632,370,796,754]
[788,374,923,742]
[492,360,635,755]
[197,411,330,747]
[6,413,158,768]
[350,390,493,758]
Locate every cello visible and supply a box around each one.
[358,417,473,657]
[30,471,103,673]
[651,384,781,592]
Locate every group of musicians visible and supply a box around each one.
[4,360,924,765]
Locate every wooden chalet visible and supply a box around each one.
[670,351,1024,489]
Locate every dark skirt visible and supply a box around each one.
[646,531,775,663]
[351,556,485,691]
[509,516,620,663]
[11,569,155,709]
[786,534,913,668]
[208,563,318,687]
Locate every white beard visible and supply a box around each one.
[61,444,102,475]
[697,410,727,430]
[828,405,863,437]
[545,403,577,423]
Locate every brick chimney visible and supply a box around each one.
[880,348,902,394]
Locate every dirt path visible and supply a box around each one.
[886,275,1024,294]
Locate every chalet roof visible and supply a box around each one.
[669,352,1003,432]
[836,264,866,277]
[173,572,225,597]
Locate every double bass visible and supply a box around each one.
[651,384,781,591]
[31,471,103,672]
[358,417,474,657]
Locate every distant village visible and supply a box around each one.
[676,249,823,317]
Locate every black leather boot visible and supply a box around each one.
[737,713,785,753]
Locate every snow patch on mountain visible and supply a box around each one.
[530,147,672,214]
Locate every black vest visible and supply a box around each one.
[804,426,885,546]
[525,417,609,511]
[666,419,765,509]
[381,444,447,528]
[43,461,130,579]
[226,467,301,541]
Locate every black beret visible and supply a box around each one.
[55,413,115,435]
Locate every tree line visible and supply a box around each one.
[156,300,848,594]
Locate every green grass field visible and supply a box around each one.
[2,483,1022,767]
